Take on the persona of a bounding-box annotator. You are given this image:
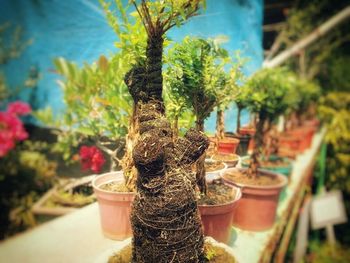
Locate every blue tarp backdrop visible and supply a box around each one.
[0,0,263,133]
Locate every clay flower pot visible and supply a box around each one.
[217,137,240,154]
[222,168,287,231]
[198,184,242,244]
[92,171,135,240]
[225,132,251,156]
[239,127,256,152]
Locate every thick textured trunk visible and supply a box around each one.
[131,31,207,261]
[216,109,225,140]
[122,104,139,190]
[236,106,242,134]
[248,112,266,178]
[146,34,164,106]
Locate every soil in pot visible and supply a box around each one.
[198,179,236,206]
[107,239,237,263]
[100,181,131,193]
[197,179,241,244]
[205,161,226,172]
[241,156,292,176]
[222,168,287,231]
[92,172,135,240]
[223,169,282,186]
[211,153,239,168]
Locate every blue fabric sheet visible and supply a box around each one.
[0,0,263,133]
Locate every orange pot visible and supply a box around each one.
[217,138,240,154]
[198,185,241,244]
[92,171,135,240]
[222,168,287,231]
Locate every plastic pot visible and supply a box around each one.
[198,184,242,244]
[241,155,293,177]
[217,138,240,154]
[222,168,287,231]
[225,132,251,156]
[205,159,228,182]
[92,171,135,240]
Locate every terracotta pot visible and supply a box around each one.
[222,168,287,231]
[239,127,256,136]
[198,185,241,244]
[225,132,251,156]
[279,134,301,151]
[286,127,315,151]
[92,171,135,240]
[217,138,240,154]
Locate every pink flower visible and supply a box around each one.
[0,107,29,157]
[7,101,32,116]
[0,130,15,157]
[79,146,106,173]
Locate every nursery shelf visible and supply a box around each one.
[0,129,325,263]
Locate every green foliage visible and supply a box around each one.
[326,55,350,92]
[0,22,32,65]
[277,0,350,81]
[0,141,56,239]
[99,0,147,63]
[241,67,295,121]
[318,92,350,192]
[303,241,350,263]
[0,23,38,102]
[130,0,206,36]
[164,36,231,129]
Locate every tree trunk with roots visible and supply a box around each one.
[128,2,207,261]
[248,112,267,178]
[216,109,225,140]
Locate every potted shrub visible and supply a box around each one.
[279,78,321,155]
[165,36,242,243]
[222,67,292,231]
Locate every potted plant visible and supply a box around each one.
[279,78,321,155]
[222,67,292,231]
[165,36,242,243]
[123,0,240,261]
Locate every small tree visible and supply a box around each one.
[124,1,210,262]
[165,36,230,193]
[241,67,295,177]
[216,53,246,138]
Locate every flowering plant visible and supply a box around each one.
[0,101,31,157]
[79,145,106,173]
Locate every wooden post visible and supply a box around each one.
[263,6,350,68]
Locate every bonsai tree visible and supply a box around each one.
[216,53,246,139]
[165,36,230,193]
[241,67,295,177]
[123,1,211,262]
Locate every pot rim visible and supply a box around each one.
[240,155,293,169]
[92,171,135,195]
[222,167,288,190]
[198,183,242,208]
